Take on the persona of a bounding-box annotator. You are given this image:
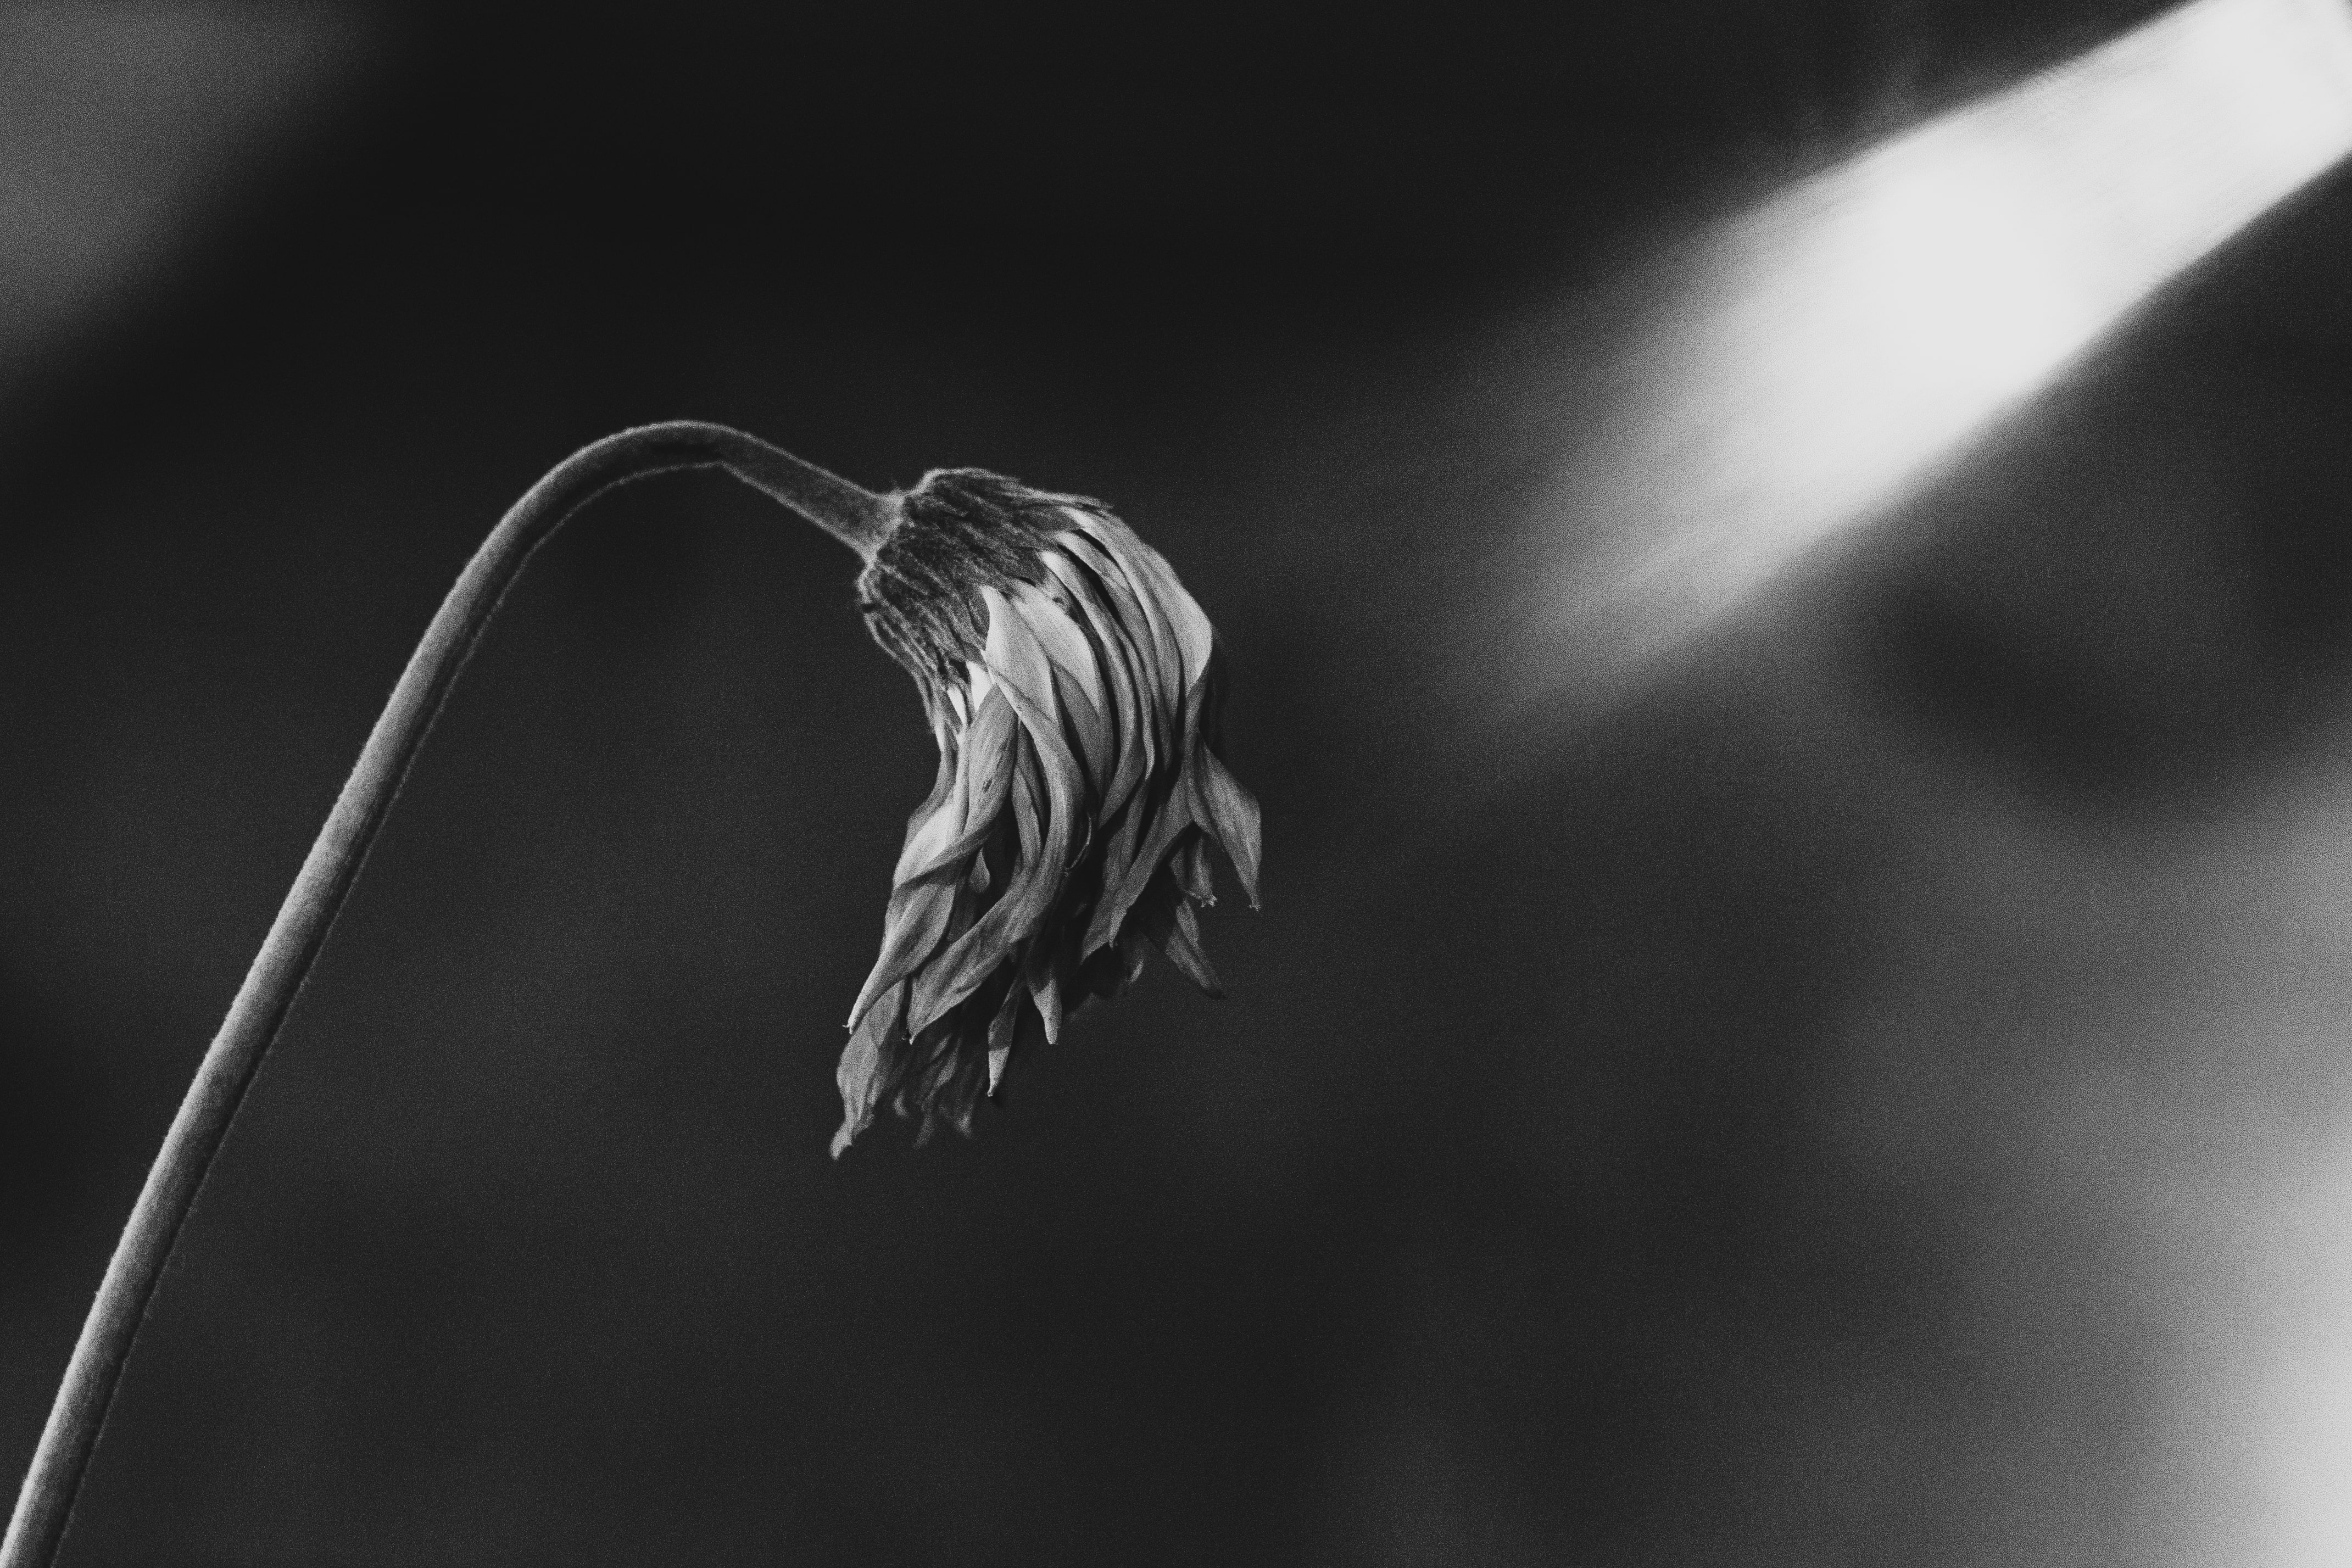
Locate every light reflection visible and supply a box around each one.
[1506,0,2352,715]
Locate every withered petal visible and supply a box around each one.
[1119,926,1152,984]
[1058,526,1183,745]
[908,718,1078,1031]
[979,585,1063,740]
[985,660,1086,879]
[1088,795,1149,951]
[1010,730,1044,862]
[846,870,958,1030]
[1079,509,1217,693]
[1066,509,1216,708]
[1188,740,1262,908]
[1174,832,1216,904]
[987,975,1025,1058]
[1041,549,1151,815]
[1025,935,1067,1044]
[839,469,1259,1152]
[1161,896,1224,998]
[1011,578,1110,736]
[1085,779,1194,956]
[895,687,1019,884]
[832,979,907,1157]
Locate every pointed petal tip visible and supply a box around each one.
[1191,747,1262,907]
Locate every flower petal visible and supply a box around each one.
[1157,895,1224,998]
[1188,741,1261,908]
[1042,549,1151,816]
[832,979,906,1157]
[1008,582,1113,802]
[1025,934,1068,1044]
[846,869,958,1030]
[909,694,1083,1031]
[1086,794,1149,953]
[1174,832,1216,904]
[983,622,1088,883]
[977,585,1058,735]
[1067,507,1214,694]
[885,729,960,878]
[1084,779,1193,957]
[1013,575,1107,721]
[1059,526,1182,750]
[987,976,1024,1060]
[894,685,1018,884]
[1118,925,1152,984]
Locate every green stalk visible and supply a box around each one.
[0,422,894,1567]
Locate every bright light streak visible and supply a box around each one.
[1505,0,2352,716]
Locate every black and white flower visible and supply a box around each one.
[838,469,1261,1154]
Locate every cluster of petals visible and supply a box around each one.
[835,475,1260,1154]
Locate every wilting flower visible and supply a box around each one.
[836,469,1261,1154]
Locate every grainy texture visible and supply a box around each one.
[0,423,883,1568]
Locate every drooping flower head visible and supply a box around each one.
[837,468,1261,1154]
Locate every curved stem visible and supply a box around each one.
[1,421,894,1568]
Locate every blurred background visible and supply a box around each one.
[5,1,2352,1561]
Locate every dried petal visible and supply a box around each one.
[1086,780,1193,956]
[845,871,957,1032]
[836,467,1261,1151]
[1042,549,1150,814]
[1073,507,1216,691]
[895,687,1018,884]
[1170,899,1224,997]
[1059,527,1181,751]
[1174,833,1216,905]
[1189,742,1262,908]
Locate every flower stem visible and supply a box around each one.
[0,421,893,1567]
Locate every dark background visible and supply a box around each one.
[5,2,2351,1562]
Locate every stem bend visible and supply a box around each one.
[1,421,890,1567]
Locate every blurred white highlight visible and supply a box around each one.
[1512,0,2352,711]
[0,7,374,407]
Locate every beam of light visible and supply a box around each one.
[1500,0,2352,719]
